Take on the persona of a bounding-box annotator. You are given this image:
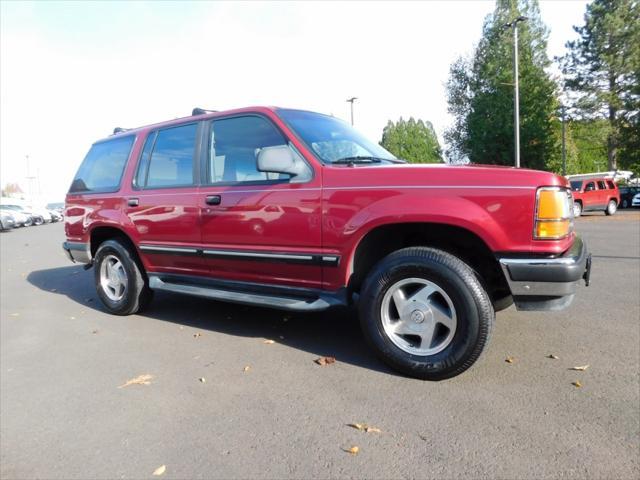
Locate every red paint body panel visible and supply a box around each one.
[65,106,578,294]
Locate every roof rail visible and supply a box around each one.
[192,107,217,116]
[112,127,130,135]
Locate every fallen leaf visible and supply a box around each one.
[315,356,336,366]
[365,427,382,433]
[343,446,359,455]
[118,374,153,388]
[199,377,206,383]
[547,354,559,359]
[348,423,366,431]
[570,365,589,371]
[193,333,202,338]
[572,380,582,388]
[505,356,515,364]
[243,365,251,373]
[152,465,166,476]
[263,339,275,344]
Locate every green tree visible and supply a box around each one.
[380,117,443,163]
[559,0,640,172]
[445,0,559,170]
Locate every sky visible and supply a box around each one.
[0,0,590,204]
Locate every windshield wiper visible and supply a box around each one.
[332,156,384,165]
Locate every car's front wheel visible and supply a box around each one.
[94,239,153,315]
[573,201,582,217]
[605,199,617,216]
[359,247,494,380]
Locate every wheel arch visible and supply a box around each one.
[347,222,512,311]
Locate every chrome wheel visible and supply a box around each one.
[381,277,457,356]
[607,200,617,215]
[99,254,128,302]
[573,202,582,217]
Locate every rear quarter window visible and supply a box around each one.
[69,136,135,193]
[607,181,616,189]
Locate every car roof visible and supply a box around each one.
[96,106,281,144]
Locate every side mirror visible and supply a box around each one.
[257,145,312,183]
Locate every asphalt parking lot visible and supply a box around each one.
[1,212,639,480]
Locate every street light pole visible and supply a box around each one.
[504,16,527,168]
[561,105,567,176]
[346,97,357,125]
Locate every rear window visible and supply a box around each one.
[607,180,616,189]
[69,136,135,193]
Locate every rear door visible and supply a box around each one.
[123,122,207,275]
[199,114,323,289]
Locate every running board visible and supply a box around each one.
[148,274,344,312]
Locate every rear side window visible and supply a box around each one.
[69,136,135,193]
[138,123,198,188]
[597,180,606,190]
[607,180,616,189]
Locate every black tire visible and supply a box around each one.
[358,247,494,380]
[93,239,153,315]
[622,199,629,209]
[33,216,43,226]
[573,201,582,218]
[605,199,617,216]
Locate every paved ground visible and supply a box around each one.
[1,212,639,480]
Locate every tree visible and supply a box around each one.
[445,0,559,170]
[559,0,640,172]
[380,117,443,163]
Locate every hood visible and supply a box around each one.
[324,162,569,189]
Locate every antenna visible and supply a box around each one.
[192,107,218,116]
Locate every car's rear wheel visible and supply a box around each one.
[33,216,43,226]
[359,247,494,380]
[605,199,617,216]
[94,239,153,315]
[573,201,582,217]
[622,199,629,208]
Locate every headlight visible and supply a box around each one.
[534,187,573,240]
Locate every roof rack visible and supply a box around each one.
[112,127,130,135]
[192,107,217,116]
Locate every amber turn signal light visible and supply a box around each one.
[534,187,573,240]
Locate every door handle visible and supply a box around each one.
[205,195,221,206]
[127,198,139,207]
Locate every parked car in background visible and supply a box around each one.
[49,209,63,222]
[1,205,43,225]
[569,178,620,216]
[0,211,15,231]
[0,206,32,227]
[46,202,65,213]
[619,186,640,208]
[632,193,640,208]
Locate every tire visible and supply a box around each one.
[358,247,494,380]
[622,199,629,208]
[33,216,44,226]
[605,199,617,216]
[573,201,582,218]
[93,239,153,315]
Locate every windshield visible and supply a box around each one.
[277,109,397,164]
[570,181,582,191]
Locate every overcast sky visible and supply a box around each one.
[0,0,589,203]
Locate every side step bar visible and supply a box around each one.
[148,274,345,312]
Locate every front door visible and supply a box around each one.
[199,115,323,289]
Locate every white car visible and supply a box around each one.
[632,193,640,207]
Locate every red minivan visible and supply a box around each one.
[570,178,620,217]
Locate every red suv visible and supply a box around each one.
[569,177,620,217]
[63,107,591,380]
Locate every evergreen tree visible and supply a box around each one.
[445,0,559,170]
[560,0,640,172]
[380,117,443,163]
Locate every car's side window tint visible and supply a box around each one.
[585,182,595,191]
[597,180,606,190]
[145,123,198,188]
[606,180,615,189]
[69,136,135,193]
[208,116,290,184]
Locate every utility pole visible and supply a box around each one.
[346,97,357,125]
[561,105,567,176]
[504,16,527,168]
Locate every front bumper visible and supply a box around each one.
[497,235,591,311]
[62,241,92,264]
